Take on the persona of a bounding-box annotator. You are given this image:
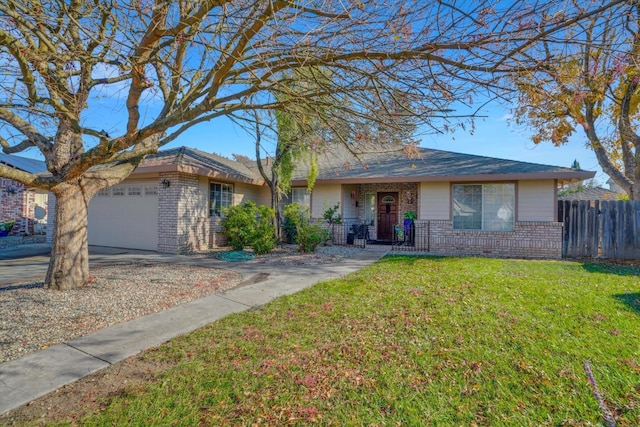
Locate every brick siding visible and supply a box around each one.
[411,220,562,259]
[158,172,210,254]
[46,193,55,243]
[338,182,562,259]
[209,217,228,247]
[1,178,36,235]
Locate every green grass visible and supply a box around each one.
[80,256,639,426]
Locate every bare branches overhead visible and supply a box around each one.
[0,1,624,183]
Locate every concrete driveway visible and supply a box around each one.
[0,243,389,287]
[0,244,196,285]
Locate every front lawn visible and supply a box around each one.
[82,256,639,426]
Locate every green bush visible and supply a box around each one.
[252,205,277,255]
[222,202,276,255]
[282,203,308,243]
[0,220,15,232]
[296,222,327,253]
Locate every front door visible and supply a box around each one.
[377,192,398,241]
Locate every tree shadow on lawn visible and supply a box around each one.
[580,260,640,277]
[613,292,640,315]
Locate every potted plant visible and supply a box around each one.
[403,211,416,227]
[0,220,16,237]
[403,212,416,243]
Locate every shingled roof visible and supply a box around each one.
[0,153,47,174]
[558,186,623,201]
[134,146,264,185]
[291,145,594,185]
[125,144,594,187]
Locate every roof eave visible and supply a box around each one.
[291,170,596,186]
[131,163,265,186]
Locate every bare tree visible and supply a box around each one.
[0,0,620,289]
[512,0,640,199]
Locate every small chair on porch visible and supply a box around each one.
[349,223,369,248]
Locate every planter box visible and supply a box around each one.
[354,238,366,248]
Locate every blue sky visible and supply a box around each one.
[15,97,606,186]
[159,104,607,185]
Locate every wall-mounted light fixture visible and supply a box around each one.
[161,179,171,188]
[406,190,414,204]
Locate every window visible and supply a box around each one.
[112,186,125,196]
[291,188,310,208]
[97,188,110,197]
[364,193,375,225]
[381,195,395,203]
[209,182,233,217]
[453,183,514,231]
[144,186,158,196]
[127,186,142,196]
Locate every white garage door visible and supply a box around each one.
[88,182,159,250]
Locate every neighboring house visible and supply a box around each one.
[48,145,594,258]
[0,153,49,236]
[558,186,622,201]
[558,178,623,201]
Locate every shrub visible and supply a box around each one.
[0,220,15,232]
[222,202,276,254]
[252,205,277,255]
[282,203,308,243]
[296,222,327,253]
[322,203,342,241]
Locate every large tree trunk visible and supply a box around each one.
[45,182,91,290]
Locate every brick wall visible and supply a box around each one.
[46,193,55,243]
[411,220,562,259]
[157,172,179,252]
[176,173,208,253]
[157,172,210,254]
[354,182,418,240]
[359,182,418,218]
[0,178,35,235]
[209,217,227,247]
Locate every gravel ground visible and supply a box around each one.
[0,245,373,364]
[0,261,242,363]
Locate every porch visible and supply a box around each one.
[339,182,419,242]
[333,219,562,259]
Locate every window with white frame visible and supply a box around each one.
[364,193,375,225]
[210,182,233,217]
[291,188,310,208]
[112,186,125,196]
[452,183,514,231]
[144,186,158,196]
[127,186,142,196]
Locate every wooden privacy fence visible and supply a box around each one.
[558,200,640,259]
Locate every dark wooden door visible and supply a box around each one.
[377,192,398,241]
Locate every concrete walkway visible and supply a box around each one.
[0,245,386,415]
